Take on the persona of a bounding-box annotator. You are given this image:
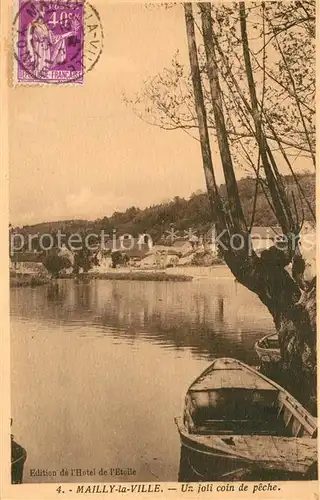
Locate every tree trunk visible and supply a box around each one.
[183,3,226,235]
[278,279,317,414]
[200,3,247,234]
[224,244,316,414]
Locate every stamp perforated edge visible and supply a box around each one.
[11,0,104,87]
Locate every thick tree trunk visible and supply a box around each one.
[278,280,317,414]
[224,245,317,414]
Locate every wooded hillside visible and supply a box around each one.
[16,172,315,241]
[15,173,315,241]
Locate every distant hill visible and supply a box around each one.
[14,173,315,242]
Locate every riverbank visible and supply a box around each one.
[10,265,232,287]
[10,275,50,288]
[66,271,194,282]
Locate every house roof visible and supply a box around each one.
[148,245,180,255]
[172,239,191,248]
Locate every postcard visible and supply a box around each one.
[1,0,318,499]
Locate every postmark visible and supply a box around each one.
[13,0,103,84]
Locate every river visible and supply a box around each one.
[10,267,274,483]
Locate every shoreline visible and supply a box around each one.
[10,265,232,287]
[10,270,194,286]
[62,271,194,282]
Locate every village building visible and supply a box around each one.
[10,252,48,276]
[89,249,112,273]
[92,236,152,270]
[172,239,194,256]
[141,244,181,268]
[126,248,151,266]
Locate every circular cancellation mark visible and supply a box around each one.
[13,0,104,85]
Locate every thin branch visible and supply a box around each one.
[249,158,261,232]
[250,50,314,115]
[262,110,316,221]
[239,140,278,221]
[267,15,316,168]
[255,17,314,55]
[291,190,299,228]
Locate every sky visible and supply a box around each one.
[9,2,207,226]
[9,1,313,226]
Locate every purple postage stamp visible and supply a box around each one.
[14,0,103,84]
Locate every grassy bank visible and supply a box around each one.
[10,275,50,288]
[63,271,193,282]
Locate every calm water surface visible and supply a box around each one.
[11,268,274,482]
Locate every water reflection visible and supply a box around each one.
[11,277,273,363]
[10,273,274,483]
[46,281,67,303]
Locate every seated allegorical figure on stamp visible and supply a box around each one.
[26,2,80,78]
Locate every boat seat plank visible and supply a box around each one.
[195,417,287,437]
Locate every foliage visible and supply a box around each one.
[73,248,98,274]
[111,251,129,268]
[42,255,72,278]
[14,173,315,249]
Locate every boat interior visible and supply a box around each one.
[185,388,317,439]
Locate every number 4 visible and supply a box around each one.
[48,11,59,27]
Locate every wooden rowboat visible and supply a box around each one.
[175,358,317,480]
[11,437,27,484]
[255,332,281,365]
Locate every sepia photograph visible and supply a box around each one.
[4,0,317,494]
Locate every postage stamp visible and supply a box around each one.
[13,0,103,84]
